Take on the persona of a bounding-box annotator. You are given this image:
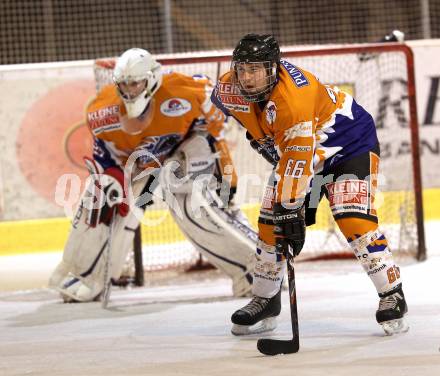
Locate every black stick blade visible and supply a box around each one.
[257,338,299,356]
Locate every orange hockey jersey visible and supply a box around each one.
[86,71,235,185]
[212,60,378,205]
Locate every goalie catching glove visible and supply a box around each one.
[273,203,306,257]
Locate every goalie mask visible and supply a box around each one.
[231,34,281,102]
[113,48,163,118]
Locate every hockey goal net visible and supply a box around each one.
[94,43,426,277]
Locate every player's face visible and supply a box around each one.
[235,63,269,94]
[117,79,147,100]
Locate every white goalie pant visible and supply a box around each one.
[160,132,256,297]
[49,176,145,303]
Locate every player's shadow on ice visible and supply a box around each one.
[5,293,236,327]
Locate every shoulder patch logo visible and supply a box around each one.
[160,98,192,117]
[280,60,309,88]
[265,101,277,125]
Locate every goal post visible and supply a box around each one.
[95,42,426,275]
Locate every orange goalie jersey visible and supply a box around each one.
[86,71,236,187]
[212,60,378,205]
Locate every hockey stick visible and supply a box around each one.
[257,243,299,355]
[101,208,116,309]
[133,225,144,286]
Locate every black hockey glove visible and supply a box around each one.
[246,131,279,167]
[273,203,306,258]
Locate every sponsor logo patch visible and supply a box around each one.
[265,101,277,125]
[368,257,383,270]
[91,123,121,135]
[284,145,312,152]
[160,98,192,117]
[223,103,250,112]
[262,185,275,209]
[367,263,387,275]
[216,82,250,113]
[88,105,121,134]
[188,157,211,173]
[281,60,309,88]
[327,179,369,215]
[284,121,313,140]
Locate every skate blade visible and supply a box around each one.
[231,317,277,336]
[380,318,409,336]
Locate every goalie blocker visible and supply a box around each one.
[49,132,256,302]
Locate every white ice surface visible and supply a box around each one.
[1,256,440,376]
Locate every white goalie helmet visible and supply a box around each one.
[113,48,162,118]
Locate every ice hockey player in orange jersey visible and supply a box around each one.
[211,34,408,336]
[49,48,256,303]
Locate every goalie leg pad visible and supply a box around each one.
[50,169,150,302]
[53,273,101,303]
[169,190,256,297]
[49,202,143,303]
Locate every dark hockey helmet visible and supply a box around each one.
[232,34,281,102]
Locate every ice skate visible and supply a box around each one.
[231,289,281,335]
[376,284,409,335]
